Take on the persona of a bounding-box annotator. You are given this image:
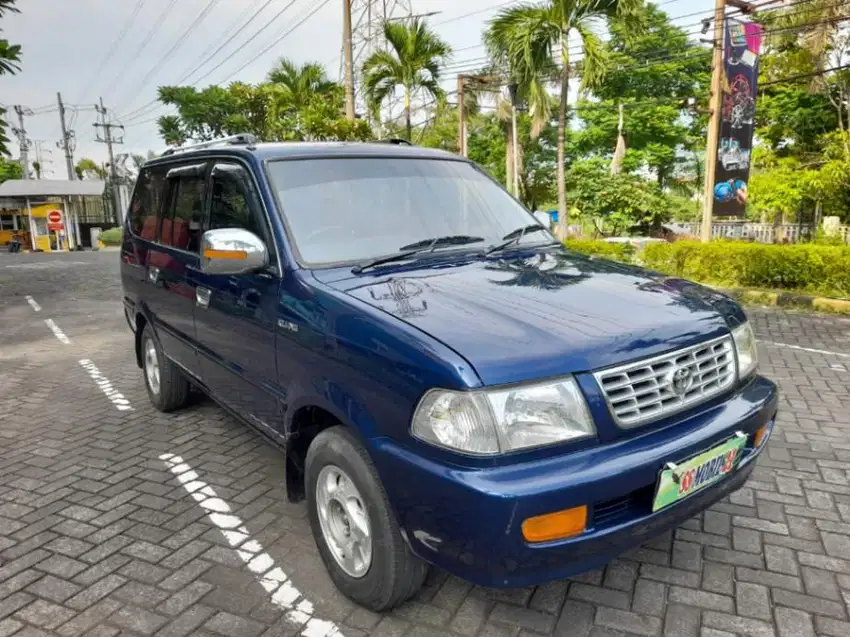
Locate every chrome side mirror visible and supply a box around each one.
[200,228,268,275]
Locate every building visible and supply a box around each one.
[0,179,108,251]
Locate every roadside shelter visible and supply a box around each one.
[0,179,106,251]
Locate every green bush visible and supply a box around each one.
[641,241,850,298]
[565,239,636,263]
[100,227,122,246]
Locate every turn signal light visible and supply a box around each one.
[203,249,247,260]
[522,505,587,543]
[754,424,769,448]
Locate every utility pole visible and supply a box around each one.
[94,98,125,224]
[508,82,521,198]
[57,92,76,180]
[12,105,31,179]
[457,75,466,156]
[343,0,356,121]
[700,0,725,242]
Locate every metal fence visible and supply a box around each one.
[676,222,850,244]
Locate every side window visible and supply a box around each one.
[208,163,267,242]
[129,167,166,241]
[160,163,207,252]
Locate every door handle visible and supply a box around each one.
[148,266,160,284]
[196,287,211,308]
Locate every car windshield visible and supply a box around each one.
[266,157,554,266]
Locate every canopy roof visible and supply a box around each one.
[0,179,106,198]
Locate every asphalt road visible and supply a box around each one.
[1,249,849,637]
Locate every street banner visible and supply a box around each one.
[712,19,762,217]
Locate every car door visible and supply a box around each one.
[192,160,283,436]
[144,161,208,378]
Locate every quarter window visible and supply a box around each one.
[129,167,166,241]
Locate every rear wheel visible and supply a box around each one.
[306,426,427,611]
[141,324,190,412]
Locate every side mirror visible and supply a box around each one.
[200,228,268,275]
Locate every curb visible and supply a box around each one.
[717,288,850,316]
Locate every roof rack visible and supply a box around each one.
[161,133,258,156]
[375,138,413,146]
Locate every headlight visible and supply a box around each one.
[411,377,595,455]
[732,321,758,378]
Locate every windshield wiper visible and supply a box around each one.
[398,235,485,251]
[484,224,549,256]
[352,235,485,274]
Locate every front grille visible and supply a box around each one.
[593,335,736,428]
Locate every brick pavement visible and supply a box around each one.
[0,250,849,636]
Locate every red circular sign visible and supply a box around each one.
[47,210,62,223]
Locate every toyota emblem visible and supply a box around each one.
[670,367,694,396]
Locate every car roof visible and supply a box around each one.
[144,141,461,168]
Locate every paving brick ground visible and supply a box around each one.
[1,250,849,636]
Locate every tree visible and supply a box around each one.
[0,0,22,156]
[485,0,643,238]
[574,4,710,187]
[0,155,22,183]
[567,158,670,234]
[156,59,372,145]
[362,18,452,140]
[267,58,337,109]
[31,161,41,179]
[75,158,107,180]
[761,1,850,155]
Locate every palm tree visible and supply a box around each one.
[485,0,643,238]
[363,18,452,140]
[267,58,337,111]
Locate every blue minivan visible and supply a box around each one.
[121,134,778,611]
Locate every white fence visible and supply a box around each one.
[676,222,850,244]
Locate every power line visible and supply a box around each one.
[112,0,221,114]
[761,62,850,86]
[216,0,334,85]
[74,0,148,104]
[118,0,278,121]
[124,0,333,129]
[172,0,274,86]
[74,0,180,134]
[121,0,306,123]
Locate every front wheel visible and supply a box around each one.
[306,426,427,611]
[141,324,190,412]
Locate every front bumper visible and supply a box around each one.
[373,375,778,588]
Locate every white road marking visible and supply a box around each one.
[763,341,850,359]
[25,296,41,312]
[160,453,343,637]
[44,319,71,344]
[1,261,89,270]
[79,360,133,411]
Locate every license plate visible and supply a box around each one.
[652,434,747,512]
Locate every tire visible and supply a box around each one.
[141,324,190,413]
[306,426,428,611]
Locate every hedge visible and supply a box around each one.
[100,227,122,246]
[564,239,850,299]
[641,241,850,299]
[564,239,636,263]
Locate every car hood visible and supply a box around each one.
[316,249,744,386]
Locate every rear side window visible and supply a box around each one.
[129,167,167,241]
[160,163,207,252]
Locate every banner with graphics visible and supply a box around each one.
[712,19,762,217]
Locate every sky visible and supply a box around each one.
[3,0,710,177]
